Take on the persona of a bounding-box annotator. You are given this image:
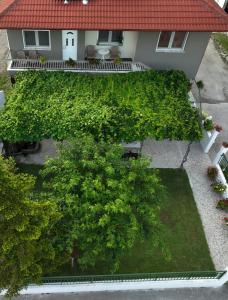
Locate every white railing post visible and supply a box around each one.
[213,142,228,164]
[218,267,228,286]
[201,129,220,153]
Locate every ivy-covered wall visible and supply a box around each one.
[0,70,202,142]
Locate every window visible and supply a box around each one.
[98,31,123,45]
[22,30,50,49]
[157,32,188,52]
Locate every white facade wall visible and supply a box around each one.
[85,31,138,59]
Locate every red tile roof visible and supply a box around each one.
[0,0,228,31]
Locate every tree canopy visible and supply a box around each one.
[0,157,61,297]
[41,136,166,270]
[0,70,202,143]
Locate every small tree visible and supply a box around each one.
[0,157,60,297]
[41,136,165,271]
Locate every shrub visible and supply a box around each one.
[207,166,218,181]
[203,119,214,131]
[211,182,227,193]
[216,199,228,209]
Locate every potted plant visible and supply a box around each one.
[216,199,228,210]
[113,57,122,65]
[88,58,100,65]
[207,166,218,181]
[222,142,228,148]
[211,182,227,194]
[223,216,228,226]
[214,124,223,132]
[203,119,214,131]
[39,55,47,65]
[65,58,77,67]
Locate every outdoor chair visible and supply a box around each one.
[85,45,97,59]
[110,46,120,59]
[28,50,38,59]
[16,50,26,59]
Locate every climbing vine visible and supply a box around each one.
[0,70,202,142]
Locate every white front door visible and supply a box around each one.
[62,30,78,60]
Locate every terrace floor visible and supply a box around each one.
[8,60,148,73]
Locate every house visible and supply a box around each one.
[0,0,228,78]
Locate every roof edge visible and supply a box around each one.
[0,0,17,16]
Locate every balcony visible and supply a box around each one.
[7,59,149,74]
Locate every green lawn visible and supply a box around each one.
[213,33,228,54]
[17,165,214,274]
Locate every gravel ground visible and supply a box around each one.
[142,140,228,270]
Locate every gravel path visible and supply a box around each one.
[142,140,228,270]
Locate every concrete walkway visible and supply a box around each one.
[142,140,228,270]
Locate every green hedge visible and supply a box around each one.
[0,70,202,142]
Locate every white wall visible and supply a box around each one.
[85,31,138,59]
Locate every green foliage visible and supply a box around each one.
[0,156,61,297]
[0,70,202,143]
[216,199,228,210]
[0,73,11,93]
[203,119,214,131]
[41,136,165,271]
[65,58,77,67]
[211,182,227,193]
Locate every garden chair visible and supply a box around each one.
[16,50,26,59]
[28,50,38,59]
[85,45,97,59]
[110,46,120,59]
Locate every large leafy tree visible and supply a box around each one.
[0,156,61,297]
[41,136,165,270]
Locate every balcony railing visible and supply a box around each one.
[8,59,149,73]
[41,270,226,285]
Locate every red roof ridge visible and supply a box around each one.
[0,0,17,16]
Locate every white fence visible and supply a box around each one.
[1,268,227,296]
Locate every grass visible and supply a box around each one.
[213,33,228,54]
[17,165,214,275]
